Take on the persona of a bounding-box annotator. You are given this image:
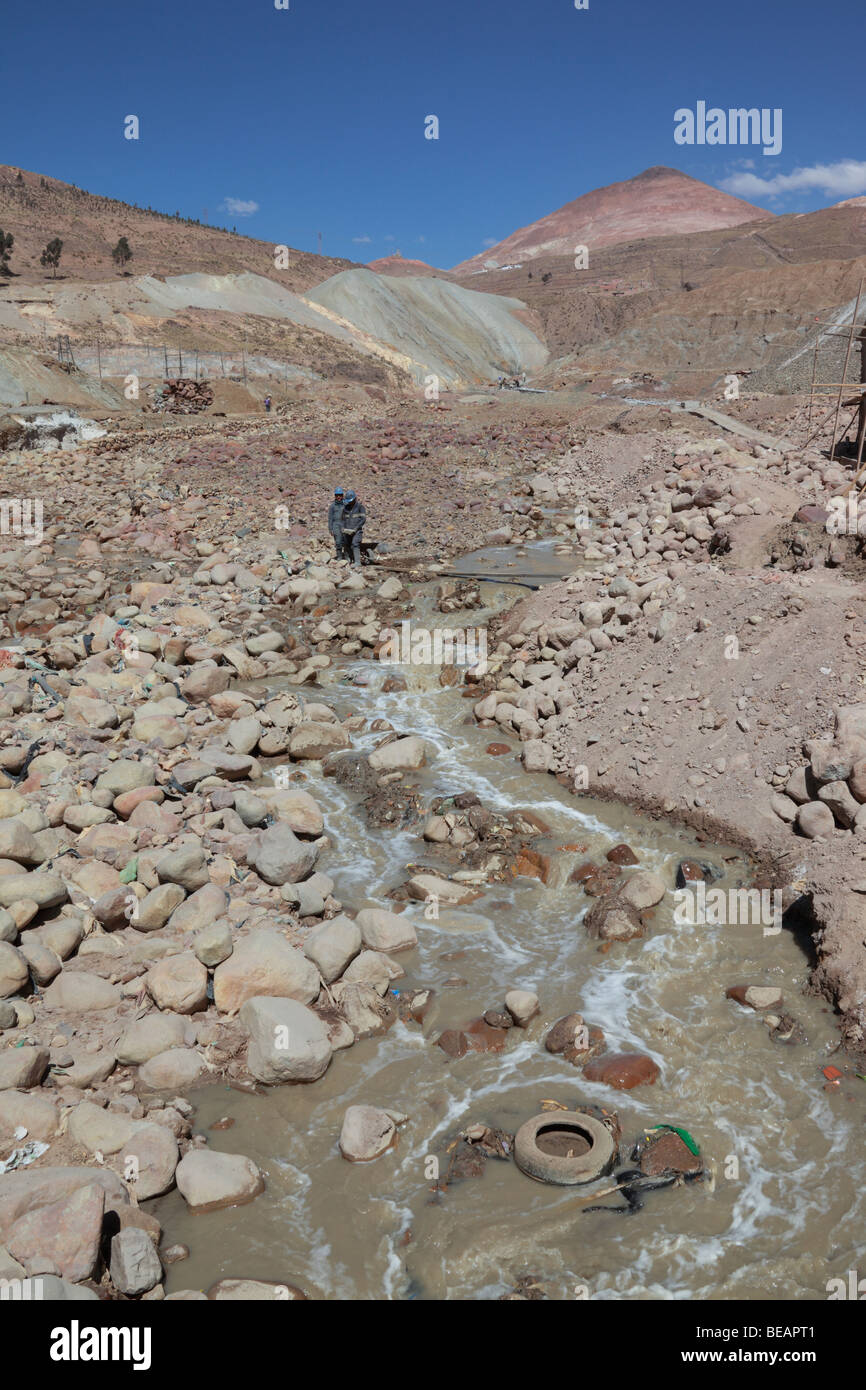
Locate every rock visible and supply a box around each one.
[302,914,361,983]
[259,788,324,836]
[331,981,395,1039]
[796,801,835,839]
[43,974,120,1012]
[771,793,798,823]
[726,984,784,1010]
[618,869,666,910]
[207,1278,306,1300]
[110,1227,162,1296]
[0,1046,49,1091]
[584,894,644,941]
[0,819,40,865]
[146,953,208,1014]
[240,995,332,1083]
[213,929,320,1013]
[181,663,230,703]
[289,723,350,760]
[7,1182,105,1282]
[95,761,156,797]
[0,872,67,910]
[606,843,639,866]
[194,919,233,967]
[355,907,417,954]
[0,942,28,998]
[784,766,813,804]
[156,845,209,893]
[339,1105,396,1162]
[0,1167,127,1248]
[504,989,539,1026]
[368,736,426,771]
[810,743,854,787]
[136,883,187,932]
[406,873,478,905]
[168,882,228,934]
[138,1049,207,1090]
[583,1052,660,1089]
[175,1150,265,1213]
[0,1091,58,1141]
[521,740,552,773]
[248,824,319,885]
[116,1013,186,1065]
[818,780,860,829]
[544,1013,605,1064]
[227,717,261,755]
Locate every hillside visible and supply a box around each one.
[0,165,354,292]
[367,252,445,278]
[453,165,770,273]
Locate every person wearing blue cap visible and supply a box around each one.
[340,490,367,567]
[328,486,345,558]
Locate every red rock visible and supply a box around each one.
[583,1052,660,1090]
[485,743,511,756]
[606,843,639,865]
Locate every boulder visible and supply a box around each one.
[175,1150,264,1213]
[138,1049,207,1090]
[110,1227,162,1296]
[356,907,418,953]
[115,1013,187,1065]
[0,942,28,998]
[618,869,666,910]
[368,736,426,771]
[248,824,319,886]
[240,995,332,1083]
[7,1182,105,1282]
[796,801,835,839]
[0,872,67,910]
[302,914,361,983]
[289,723,350,760]
[213,929,320,1013]
[504,989,539,1026]
[583,1052,660,1089]
[43,974,120,1012]
[156,845,210,893]
[146,953,208,1014]
[0,1046,49,1091]
[339,1105,396,1162]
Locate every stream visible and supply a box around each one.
[150,550,862,1301]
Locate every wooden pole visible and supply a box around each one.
[830,279,863,463]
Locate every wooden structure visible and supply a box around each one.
[803,279,866,493]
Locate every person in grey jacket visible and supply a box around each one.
[340,490,366,566]
[327,486,345,558]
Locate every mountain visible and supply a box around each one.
[452,166,771,274]
[0,165,354,292]
[367,252,444,278]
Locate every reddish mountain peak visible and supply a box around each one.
[367,252,442,277]
[453,166,771,274]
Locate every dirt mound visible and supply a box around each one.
[306,269,547,386]
[0,345,127,410]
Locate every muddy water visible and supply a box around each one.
[151,562,863,1301]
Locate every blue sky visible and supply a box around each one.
[7,0,866,268]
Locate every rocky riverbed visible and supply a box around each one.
[0,390,864,1301]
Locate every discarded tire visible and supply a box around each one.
[514,1111,616,1185]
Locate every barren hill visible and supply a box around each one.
[367,252,445,278]
[453,166,770,273]
[0,165,354,292]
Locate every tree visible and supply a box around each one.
[111,236,133,272]
[40,238,63,278]
[0,230,13,276]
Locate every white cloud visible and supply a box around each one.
[720,159,866,200]
[222,197,259,217]
[352,235,372,244]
